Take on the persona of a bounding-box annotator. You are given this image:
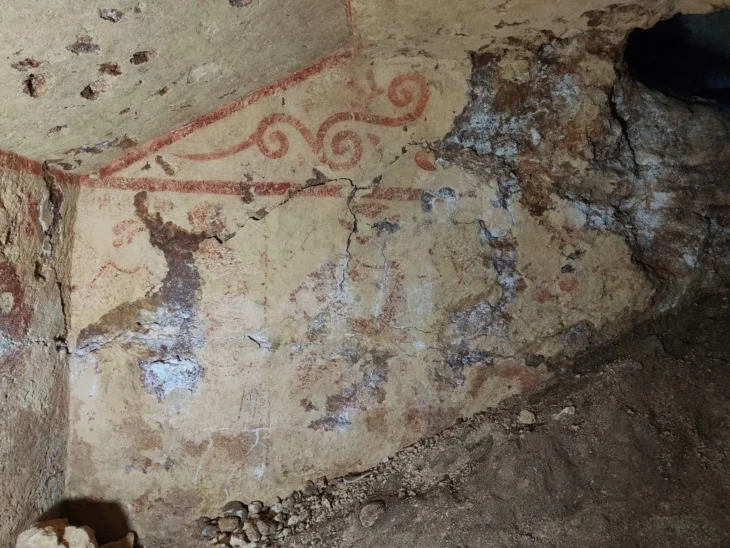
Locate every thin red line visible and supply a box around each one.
[80,176,250,195]
[95,50,353,180]
[0,149,81,185]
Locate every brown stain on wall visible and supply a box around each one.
[118,416,164,452]
[76,191,214,398]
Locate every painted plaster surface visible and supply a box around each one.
[0,161,78,545]
[11,0,721,544]
[0,0,349,171]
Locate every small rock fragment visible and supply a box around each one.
[255,519,273,536]
[230,0,254,6]
[11,58,40,71]
[130,51,153,65]
[81,80,106,100]
[302,480,318,496]
[199,519,219,539]
[16,520,98,548]
[247,500,264,515]
[217,515,240,533]
[243,522,261,542]
[229,533,250,547]
[99,63,122,76]
[552,406,576,420]
[518,410,537,425]
[68,36,100,55]
[222,500,248,519]
[24,74,47,98]
[286,514,302,527]
[359,501,386,528]
[99,8,123,22]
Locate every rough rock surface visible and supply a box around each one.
[189,292,730,548]
[0,162,78,546]
[441,28,730,310]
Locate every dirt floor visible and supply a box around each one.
[190,291,730,548]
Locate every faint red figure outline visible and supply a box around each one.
[88,261,156,289]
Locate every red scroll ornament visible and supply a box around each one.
[175,72,430,171]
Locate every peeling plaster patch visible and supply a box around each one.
[309,353,390,432]
[421,187,457,212]
[68,139,118,155]
[561,320,594,351]
[11,58,40,71]
[0,332,13,357]
[372,220,400,234]
[48,125,68,135]
[140,356,204,400]
[67,136,135,155]
[450,300,496,336]
[100,63,122,76]
[81,80,106,100]
[99,8,124,22]
[130,51,154,65]
[0,293,14,314]
[444,344,493,385]
[24,74,47,98]
[68,35,101,55]
[155,155,176,175]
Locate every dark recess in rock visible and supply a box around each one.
[625,9,730,106]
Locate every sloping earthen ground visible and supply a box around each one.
[191,290,730,548]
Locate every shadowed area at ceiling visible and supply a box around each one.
[625,9,730,105]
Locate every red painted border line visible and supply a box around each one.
[0,149,81,185]
[80,177,348,198]
[80,178,477,202]
[95,50,353,180]
[80,177,251,195]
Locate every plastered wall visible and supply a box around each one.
[0,0,728,546]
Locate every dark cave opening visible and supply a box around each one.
[624,10,730,106]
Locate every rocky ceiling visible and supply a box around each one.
[0,0,350,172]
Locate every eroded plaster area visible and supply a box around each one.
[62,0,730,545]
[0,161,78,544]
[0,0,349,171]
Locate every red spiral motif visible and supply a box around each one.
[176,71,430,171]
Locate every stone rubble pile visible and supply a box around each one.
[198,408,548,547]
[198,474,376,547]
